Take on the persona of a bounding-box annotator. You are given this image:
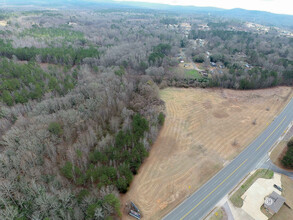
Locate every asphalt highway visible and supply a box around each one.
[163,98,293,220]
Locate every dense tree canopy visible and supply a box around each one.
[0,59,76,105]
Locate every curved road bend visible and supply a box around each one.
[163,98,293,220]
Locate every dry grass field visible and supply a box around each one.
[121,87,293,220]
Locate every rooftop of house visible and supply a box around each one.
[264,191,285,214]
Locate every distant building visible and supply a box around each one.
[210,62,216,67]
[198,24,210,30]
[180,23,191,31]
[264,191,285,215]
[68,22,77,26]
[201,71,208,77]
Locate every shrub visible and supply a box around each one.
[193,55,205,63]
[61,161,74,180]
[281,151,293,168]
[281,138,293,168]
[158,112,165,126]
[2,90,13,106]
[104,194,121,216]
[76,189,89,203]
[116,177,128,193]
[114,66,125,76]
[48,122,63,136]
[288,138,293,148]
[86,202,102,219]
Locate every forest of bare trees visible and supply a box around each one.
[0,7,292,219]
[0,10,170,219]
[0,67,164,219]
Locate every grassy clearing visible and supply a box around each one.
[230,169,274,208]
[185,69,202,79]
[209,208,224,220]
[19,27,85,42]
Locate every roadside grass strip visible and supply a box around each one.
[230,169,274,208]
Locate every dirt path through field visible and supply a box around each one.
[121,87,293,220]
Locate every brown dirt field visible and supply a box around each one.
[121,87,293,220]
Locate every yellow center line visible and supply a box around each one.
[180,159,248,220]
[255,116,286,152]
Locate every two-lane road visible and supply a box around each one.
[163,98,293,220]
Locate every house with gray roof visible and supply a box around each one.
[264,191,285,215]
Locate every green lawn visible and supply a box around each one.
[230,169,274,208]
[185,69,202,79]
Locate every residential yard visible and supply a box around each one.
[281,175,293,208]
[185,69,202,79]
[230,169,274,208]
[176,62,206,80]
[263,175,293,220]
[270,205,292,220]
[121,87,293,220]
[229,172,293,220]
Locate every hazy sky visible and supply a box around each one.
[116,0,293,15]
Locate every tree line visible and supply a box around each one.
[0,39,100,66]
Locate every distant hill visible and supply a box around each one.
[2,0,293,29]
[214,8,293,29]
[119,1,293,29]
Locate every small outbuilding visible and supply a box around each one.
[210,62,217,67]
[264,191,285,215]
